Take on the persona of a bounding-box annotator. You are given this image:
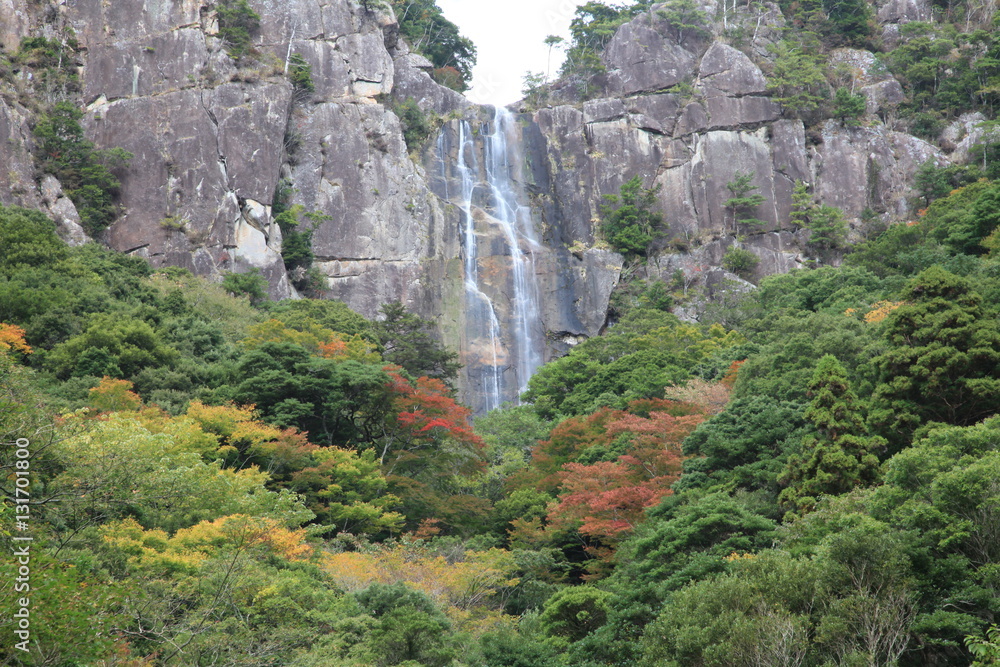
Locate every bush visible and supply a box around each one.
[722,247,760,279]
[216,0,260,61]
[392,98,433,151]
[287,53,314,98]
[32,102,132,235]
[600,176,664,258]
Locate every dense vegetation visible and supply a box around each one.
[6,165,1000,663]
[388,0,477,91]
[5,0,1000,665]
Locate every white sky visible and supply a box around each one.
[436,0,584,105]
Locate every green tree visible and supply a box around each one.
[216,0,261,61]
[353,582,458,666]
[539,585,613,642]
[32,102,132,235]
[723,171,766,231]
[222,268,269,305]
[778,355,884,515]
[46,314,179,380]
[599,175,664,258]
[389,0,477,88]
[658,0,710,43]
[766,41,827,114]
[832,87,867,125]
[788,180,848,249]
[374,301,460,386]
[682,396,813,493]
[232,342,392,447]
[867,267,1000,448]
[270,298,372,337]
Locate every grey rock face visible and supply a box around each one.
[603,18,700,96]
[0,0,972,409]
[698,43,768,96]
[0,99,41,211]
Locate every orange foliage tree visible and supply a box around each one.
[505,400,706,569]
[88,376,143,412]
[376,368,488,532]
[0,322,31,355]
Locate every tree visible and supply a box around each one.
[222,269,269,305]
[833,87,867,125]
[374,301,460,387]
[378,369,487,532]
[32,102,132,235]
[766,41,827,114]
[232,341,393,446]
[723,171,766,231]
[867,267,1000,448]
[543,35,564,81]
[46,314,180,380]
[789,180,848,250]
[778,355,884,516]
[657,0,710,43]
[600,176,664,258]
[539,586,613,642]
[389,0,477,89]
[288,447,404,535]
[547,454,681,546]
[216,0,261,61]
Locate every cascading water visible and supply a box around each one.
[437,107,546,413]
[484,108,545,396]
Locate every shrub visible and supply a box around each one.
[600,176,664,258]
[216,0,260,61]
[287,53,314,98]
[722,247,760,279]
[392,98,433,151]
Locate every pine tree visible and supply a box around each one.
[868,267,1000,449]
[778,355,883,515]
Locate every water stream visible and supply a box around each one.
[440,107,545,413]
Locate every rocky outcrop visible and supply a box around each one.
[516,0,944,304]
[0,0,973,408]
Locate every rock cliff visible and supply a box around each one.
[0,0,967,409]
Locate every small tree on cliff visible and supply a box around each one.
[600,176,664,259]
[723,172,766,232]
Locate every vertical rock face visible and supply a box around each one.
[0,0,963,409]
[517,1,941,290]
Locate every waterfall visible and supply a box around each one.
[484,107,544,395]
[441,107,545,413]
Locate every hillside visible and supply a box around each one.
[2,0,1000,665]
